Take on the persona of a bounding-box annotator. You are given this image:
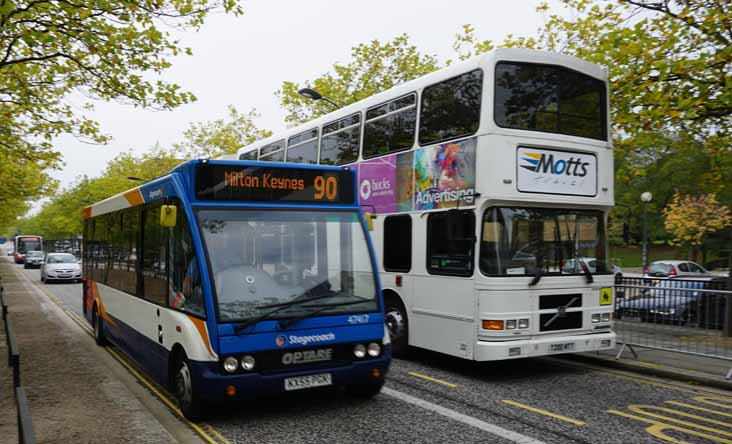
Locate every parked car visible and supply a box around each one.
[646,260,710,278]
[562,257,623,277]
[616,277,728,327]
[41,253,82,283]
[23,251,45,269]
[6,248,14,256]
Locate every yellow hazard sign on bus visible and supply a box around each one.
[600,287,613,306]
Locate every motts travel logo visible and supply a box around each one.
[520,152,590,177]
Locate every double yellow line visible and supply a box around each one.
[30,276,230,444]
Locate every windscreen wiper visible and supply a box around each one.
[564,219,593,284]
[278,299,372,329]
[233,293,337,334]
[529,252,544,287]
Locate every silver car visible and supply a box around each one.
[41,253,82,283]
[24,251,45,269]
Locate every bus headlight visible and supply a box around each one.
[601,312,611,322]
[518,319,530,329]
[367,343,381,357]
[592,314,601,323]
[223,357,239,373]
[241,355,256,371]
[354,344,366,358]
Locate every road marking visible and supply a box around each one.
[608,408,732,444]
[666,400,732,418]
[408,371,458,388]
[17,269,228,444]
[501,400,586,426]
[383,387,547,444]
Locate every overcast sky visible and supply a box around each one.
[47,0,553,204]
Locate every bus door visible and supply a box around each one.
[411,210,476,359]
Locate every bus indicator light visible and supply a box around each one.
[482,320,504,330]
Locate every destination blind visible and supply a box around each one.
[195,164,356,204]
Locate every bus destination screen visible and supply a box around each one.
[195,164,355,204]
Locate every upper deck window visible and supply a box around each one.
[363,93,417,159]
[419,69,483,146]
[259,139,285,162]
[239,150,258,161]
[320,113,361,165]
[286,128,319,164]
[494,62,607,141]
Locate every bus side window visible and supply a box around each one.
[363,93,417,159]
[168,201,204,317]
[419,69,483,146]
[383,215,412,272]
[426,211,474,277]
[142,204,168,306]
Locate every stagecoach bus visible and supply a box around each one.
[14,235,43,264]
[82,159,390,420]
[237,48,617,361]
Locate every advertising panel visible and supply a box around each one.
[358,151,413,213]
[414,139,476,210]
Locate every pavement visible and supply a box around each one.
[7,258,732,444]
[0,258,203,444]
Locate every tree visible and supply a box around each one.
[0,0,243,229]
[663,192,731,261]
[173,106,271,158]
[276,34,439,124]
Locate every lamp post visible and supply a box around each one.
[297,87,341,109]
[641,191,653,274]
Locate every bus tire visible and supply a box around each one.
[384,294,409,357]
[346,381,384,398]
[92,305,107,346]
[173,353,204,422]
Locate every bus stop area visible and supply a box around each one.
[0,258,194,444]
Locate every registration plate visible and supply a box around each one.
[284,373,332,391]
[550,342,575,352]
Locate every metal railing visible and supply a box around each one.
[1,278,37,444]
[614,275,732,377]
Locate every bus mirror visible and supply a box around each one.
[160,205,177,227]
[365,213,375,231]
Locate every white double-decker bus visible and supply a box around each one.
[238,48,616,361]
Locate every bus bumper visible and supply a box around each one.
[473,331,616,361]
[191,351,391,402]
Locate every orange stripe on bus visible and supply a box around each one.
[92,281,117,328]
[123,189,144,207]
[188,315,214,358]
[83,207,92,220]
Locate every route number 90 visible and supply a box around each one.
[314,175,338,201]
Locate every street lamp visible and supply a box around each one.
[641,191,653,274]
[297,87,341,109]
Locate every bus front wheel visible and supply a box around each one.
[173,354,204,422]
[385,297,409,356]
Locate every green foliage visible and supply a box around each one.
[276,34,439,124]
[663,192,731,261]
[173,106,272,158]
[0,0,243,230]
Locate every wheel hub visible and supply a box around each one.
[385,308,405,340]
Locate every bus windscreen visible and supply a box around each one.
[195,164,355,205]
